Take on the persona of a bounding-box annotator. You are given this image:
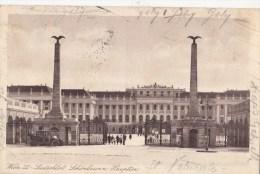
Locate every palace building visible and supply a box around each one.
[7,84,249,135]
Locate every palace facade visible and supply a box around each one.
[7,83,249,134]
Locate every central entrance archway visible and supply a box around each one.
[189,129,198,148]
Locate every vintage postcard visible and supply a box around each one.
[0,5,259,174]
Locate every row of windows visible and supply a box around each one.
[65,103,90,109]
[97,105,215,111]
[135,91,180,97]
[97,105,190,111]
[67,114,213,121]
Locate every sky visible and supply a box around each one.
[7,8,252,92]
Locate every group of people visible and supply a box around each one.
[107,134,132,145]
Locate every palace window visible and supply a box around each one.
[78,115,83,121]
[140,91,143,96]
[167,91,171,96]
[181,106,184,110]
[106,105,109,110]
[146,104,149,110]
[153,91,156,97]
[119,115,122,122]
[174,106,177,110]
[181,115,184,119]
[86,103,89,108]
[65,103,68,108]
[126,105,129,110]
[112,105,116,110]
[161,91,164,97]
[160,115,164,121]
[72,103,75,108]
[119,105,123,109]
[140,104,143,110]
[85,115,89,121]
[99,105,103,109]
[160,104,163,110]
[174,115,178,119]
[153,104,157,110]
[99,115,102,119]
[112,115,116,122]
[139,115,143,122]
[175,93,179,98]
[146,91,150,97]
[79,103,82,108]
[105,115,109,122]
[152,115,157,120]
[132,115,136,122]
[167,105,170,110]
[145,115,150,121]
[133,105,136,110]
[125,115,129,122]
[166,115,171,122]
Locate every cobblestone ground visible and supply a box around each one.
[1,138,258,174]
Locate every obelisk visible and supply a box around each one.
[46,36,66,120]
[185,36,201,120]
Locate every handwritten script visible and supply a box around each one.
[248,81,260,162]
[7,163,138,173]
[147,155,217,173]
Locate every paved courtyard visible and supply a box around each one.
[1,139,256,174]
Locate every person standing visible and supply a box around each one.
[129,134,132,140]
[116,135,119,145]
[107,134,111,145]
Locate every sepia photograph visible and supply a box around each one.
[0,4,259,174]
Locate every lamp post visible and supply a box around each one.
[205,95,209,151]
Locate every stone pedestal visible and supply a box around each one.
[170,120,216,148]
[33,118,79,145]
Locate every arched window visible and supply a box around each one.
[160,115,164,122]
[112,115,116,122]
[139,115,143,122]
[166,115,171,122]
[125,115,129,122]
[132,115,136,122]
[153,104,157,110]
[152,115,157,120]
[174,115,178,119]
[99,115,103,119]
[146,115,150,121]
[119,115,122,122]
[160,104,164,110]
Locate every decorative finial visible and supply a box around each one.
[187,36,201,43]
[52,35,65,43]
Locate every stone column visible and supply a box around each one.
[47,36,65,120]
[185,36,201,120]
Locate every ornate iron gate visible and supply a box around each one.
[78,117,107,145]
[144,119,171,146]
[216,119,249,147]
